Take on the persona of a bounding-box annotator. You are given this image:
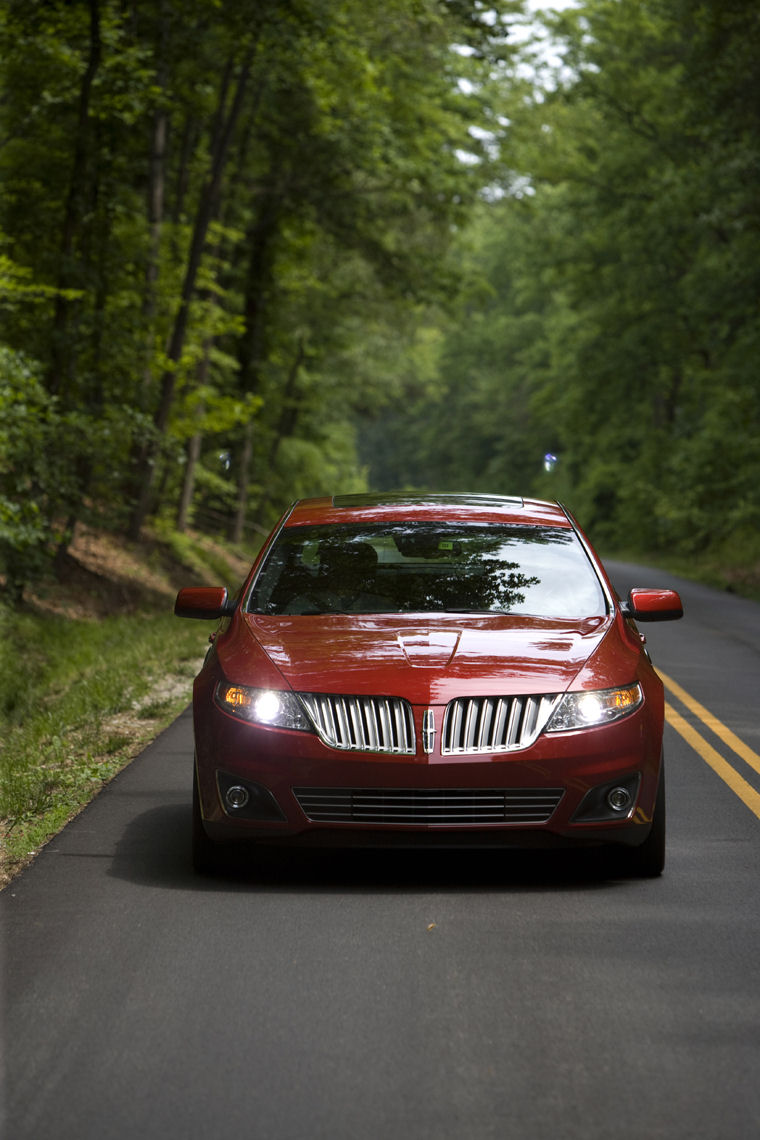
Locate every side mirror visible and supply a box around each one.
[620,587,683,622]
[174,586,236,620]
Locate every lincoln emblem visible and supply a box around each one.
[422,709,436,754]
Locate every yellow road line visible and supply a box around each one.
[659,669,760,779]
[665,703,760,821]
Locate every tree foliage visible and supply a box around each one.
[366,0,760,561]
[0,0,521,596]
[3,0,759,600]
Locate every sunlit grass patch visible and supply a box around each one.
[0,608,207,884]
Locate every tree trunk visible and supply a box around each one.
[229,189,283,541]
[176,337,213,532]
[231,420,254,544]
[47,0,102,400]
[177,428,204,533]
[140,83,168,403]
[254,340,306,522]
[128,49,260,539]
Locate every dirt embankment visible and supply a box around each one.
[27,524,252,618]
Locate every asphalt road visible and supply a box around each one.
[3,563,759,1140]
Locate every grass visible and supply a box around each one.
[152,518,249,587]
[0,608,208,882]
[0,523,257,886]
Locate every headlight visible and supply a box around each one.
[546,682,643,732]
[215,683,312,732]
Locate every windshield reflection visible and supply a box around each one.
[247,523,606,619]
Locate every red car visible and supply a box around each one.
[175,494,683,876]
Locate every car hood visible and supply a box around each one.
[238,613,616,703]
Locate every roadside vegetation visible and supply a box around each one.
[3,1,759,609]
[0,526,253,886]
[604,541,760,605]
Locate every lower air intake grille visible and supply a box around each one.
[442,694,560,754]
[293,787,564,825]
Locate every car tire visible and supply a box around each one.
[614,760,666,879]
[192,763,225,874]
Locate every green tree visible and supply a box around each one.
[1,0,525,594]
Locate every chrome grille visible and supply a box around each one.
[299,694,415,754]
[293,787,564,824]
[442,694,560,754]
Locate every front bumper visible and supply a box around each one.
[193,687,663,852]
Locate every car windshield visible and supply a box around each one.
[246,522,607,618]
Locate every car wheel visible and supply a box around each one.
[614,760,666,879]
[192,763,225,874]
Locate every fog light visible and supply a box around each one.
[225,784,250,811]
[606,786,632,813]
[216,771,287,821]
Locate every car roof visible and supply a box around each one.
[283,494,572,529]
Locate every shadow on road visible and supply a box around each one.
[109,802,629,894]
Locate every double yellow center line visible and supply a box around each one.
[660,670,760,820]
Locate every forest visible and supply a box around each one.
[2,0,759,602]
